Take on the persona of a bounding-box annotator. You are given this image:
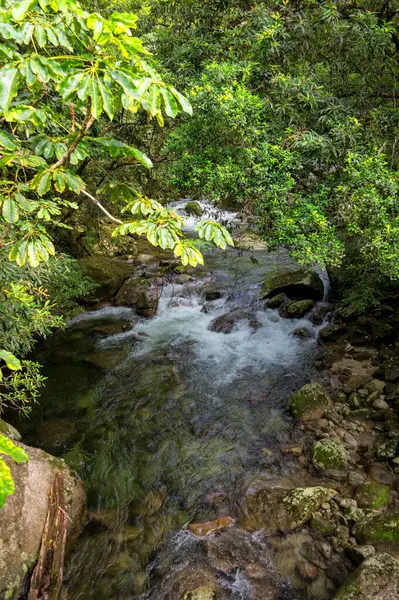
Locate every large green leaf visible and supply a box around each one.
[91,78,103,119]
[58,71,85,100]
[12,0,36,21]
[0,68,20,111]
[160,87,179,118]
[98,78,114,119]
[0,350,21,371]
[171,88,193,116]
[2,197,19,223]
[0,130,16,151]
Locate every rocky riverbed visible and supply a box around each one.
[2,211,399,599]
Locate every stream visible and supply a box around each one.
[15,203,329,599]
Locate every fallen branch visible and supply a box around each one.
[80,188,123,224]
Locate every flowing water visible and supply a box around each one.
[14,207,329,599]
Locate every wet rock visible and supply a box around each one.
[79,256,131,301]
[353,510,399,544]
[332,553,399,600]
[134,253,156,266]
[203,287,223,301]
[318,323,346,343]
[293,327,314,338]
[0,442,86,600]
[114,277,156,316]
[279,299,315,319]
[266,293,287,308]
[312,438,348,478]
[354,483,391,512]
[283,445,304,457]
[260,265,324,301]
[365,380,386,396]
[233,232,268,250]
[311,303,334,325]
[130,489,167,517]
[240,483,336,533]
[188,516,234,537]
[208,309,257,334]
[330,358,374,394]
[298,560,319,580]
[288,382,332,422]
[185,201,203,216]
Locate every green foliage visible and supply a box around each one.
[0,434,28,509]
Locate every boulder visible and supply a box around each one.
[329,358,374,394]
[79,256,131,301]
[185,201,203,216]
[260,265,324,301]
[115,277,156,316]
[279,299,315,318]
[233,232,268,250]
[208,309,259,334]
[353,510,399,545]
[354,483,391,510]
[312,437,348,478]
[288,382,332,422]
[332,553,399,600]
[0,442,86,600]
[0,419,21,441]
[310,303,334,325]
[265,293,287,308]
[240,482,336,534]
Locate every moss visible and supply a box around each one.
[312,437,348,477]
[353,510,399,544]
[283,487,336,528]
[310,514,336,535]
[281,299,315,318]
[288,382,332,422]
[185,201,203,216]
[0,419,21,440]
[354,483,390,509]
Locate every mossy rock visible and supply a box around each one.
[332,553,399,600]
[280,299,315,318]
[312,437,348,478]
[114,277,155,316]
[310,514,337,535]
[79,256,131,301]
[260,265,324,300]
[185,201,203,216]
[354,483,391,509]
[353,510,399,545]
[182,586,216,600]
[240,483,336,533]
[0,419,21,440]
[288,382,332,422]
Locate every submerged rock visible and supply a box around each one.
[266,293,287,308]
[332,553,399,599]
[185,201,203,216]
[353,510,399,544]
[208,309,259,334]
[0,442,86,600]
[79,255,131,301]
[312,438,348,478]
[188,516,234,537]
[288,382,332,422]
[260,265,324,301]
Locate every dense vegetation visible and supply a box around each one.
[2,0,399,417]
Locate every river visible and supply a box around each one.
[15,203,328,599]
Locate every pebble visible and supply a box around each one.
[321,503,331,510]
[283,445,304,457]
[339,498,357,508]
[358,389,369,399]
[298,561,319,581]
[318,419,329,431]
[372,398,389,410]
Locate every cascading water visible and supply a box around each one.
[13,207,329,599]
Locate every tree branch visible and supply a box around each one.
[49,99,95,172]
[80,189,123,224]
